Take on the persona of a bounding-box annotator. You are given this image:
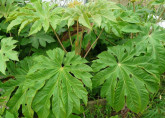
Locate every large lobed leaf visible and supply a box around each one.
[21,31,55,49]
[7,2,63,35]
[134,24,165,73]
[92,44,160,113]
[0,57,35,117]
[0,48,92,118]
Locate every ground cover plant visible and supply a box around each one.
[0,0,165,117]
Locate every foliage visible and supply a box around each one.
[6,1,62,35]
[92,44,160,113]
[0,0,17,19]
[0,48,92,118]
[0,0,165,117]
[0,37,18,74]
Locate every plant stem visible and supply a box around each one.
[84,29,103,58]
[79,27,84,55]
[131,1,136,39]
[133,1,135,12]
[105,39,116,46]
[68,27,73,47]
[50,25,67,53]
[75,20,79,55]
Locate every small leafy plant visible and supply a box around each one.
[0,0,165,118]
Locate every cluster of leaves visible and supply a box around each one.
[0,0,165,118]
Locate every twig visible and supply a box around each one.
[84,29,103,58]
[50,25,67,53]
[105,39,116,46]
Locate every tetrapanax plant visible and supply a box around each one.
[0,0,165,117]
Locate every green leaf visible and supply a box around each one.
[7,2,63,34]
[135,24,165,73]
[18,20,29,35]
[120,11,140,23]
[1,58,41,118]
[122,24,141,33]
[102,12,116,22]
[5,111,14,118]
[7,18,23,32]
[29,20,42,36]
[0,0,17,18]
[78,13,91,29]
[92,45,159,113]
[0,37,18,74]
[29,31,55,49]
[82,31,96,49]
[1,49,92,118]
[92,14,102,27]
[27,48,92,118]
[30,0,40,2]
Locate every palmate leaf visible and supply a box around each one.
[7,2,62,35]
[92,44,160,113]
[28,48,92,118]
[120,10,140,23]
[21,31,55,49]
[134,24,165,73]
[0,37,18,74]
[1,48,92,118]
[0,58,36,117]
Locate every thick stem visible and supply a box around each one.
[131,1,135,39]
[133,2,135,12]
[84,29,103,58]
[68,27,73,47]
[79,27,84,55]
[50,25,67,53]
[130,33,133,39]
[75,20,79,55]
